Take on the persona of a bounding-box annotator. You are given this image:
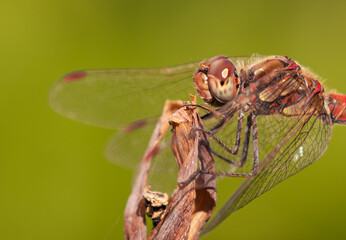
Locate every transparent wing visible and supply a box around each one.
[49,63,198,129]
[104,117,178,194]
[49,56,254,192]
[49,56,254,129]
[202,97,333,234]
[205,110,301,175]
[104,117,161,169]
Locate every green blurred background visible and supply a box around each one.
[1,0,346,239]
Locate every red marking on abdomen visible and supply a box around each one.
[63,71,86,82]
[328,94,346,124]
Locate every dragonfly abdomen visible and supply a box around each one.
[328,93,346,124]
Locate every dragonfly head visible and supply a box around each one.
[193,55,240,106]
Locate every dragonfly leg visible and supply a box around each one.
[178,168,204,186]
[183,103,225,118]
[251,114,259,174]
[193,110,245,166]
[230,110,244,155]
[215,172,253,178]
[194,110,260,178]
[213,113,260,178]
[229,113,259,173]
[179,169,252,186]
[196,110,251,169]
[237,112,253,167]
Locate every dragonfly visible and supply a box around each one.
[49,55,346,233]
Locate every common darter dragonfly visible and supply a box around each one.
[50,55,346,233]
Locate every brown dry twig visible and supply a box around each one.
[124,97,217,240]
[124,100,183,239]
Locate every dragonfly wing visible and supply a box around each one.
[202,96,333,234]
[49,63,198,129]
[49,56,254,129]
[49,56,254,191]
[104,117,179,193]
[104,117,160,169]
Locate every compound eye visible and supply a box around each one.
[207,58,239,103]
[208,59,235,83]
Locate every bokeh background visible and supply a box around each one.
[1,0,346,239]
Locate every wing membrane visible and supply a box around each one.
[49,56,253,191]
[104,117,178,193]
[49,56,254,129]
[49,63,198,129]
[202,97,333,234]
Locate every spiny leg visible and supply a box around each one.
[213,110,244,155]
[212,113,253,177]
[195,110,245,166]
[215,113,260,178]
[182,113,259,181]
[251,114,259,174]
[238,113,252,167]
[210,111,252,167]
[183,103,225,118]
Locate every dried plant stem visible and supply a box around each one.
[124,100,183,240]
[124,97,216,240]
